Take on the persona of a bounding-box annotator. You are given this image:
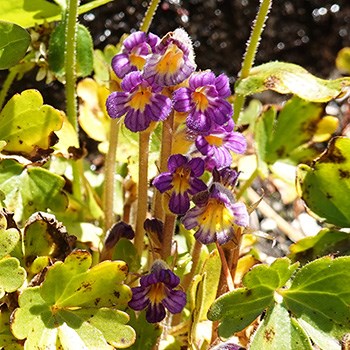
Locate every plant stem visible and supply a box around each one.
[181,240,202,291]
[233,0,272,123]
[0,68,17,111]
[236,168,258,200]
[65,0,83,202]
[154,110,175,220]
[230,226,243,284]
[161,213,176,259]
[216,242,235,292]
[139,0,161,33]
[103,118,120,234]
[134,130,151,256]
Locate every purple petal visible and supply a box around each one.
[206,99,233,126]
[216,227,234,245]
[182,206,203,230]
[140,272,159,287]
[232,202,249,227]
[169,192,190,215]
[146,302,166,323]
[186,110,212,134]
[194,227,216,244]
[157,269,180,288]
[147,94,172,121]
[225,132,247,154]
[189,71,216,90]
[153,173,173,193]
[106,92,129,119]
[188,157,205,177]
[188,178,207,195]
[128,286,150,310]
[168,154,188,172]
[112,53,135,78]
[195,136,212,156]
[123,31,148,51]
[124,109,150,132]
[173,87,193,112]
[163,289,187,314]
[121,71,143,92]
[215,74,231,98]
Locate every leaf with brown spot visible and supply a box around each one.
[0,89,63,161]
[297,137,350,227]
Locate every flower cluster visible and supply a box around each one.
[107,29,249,244]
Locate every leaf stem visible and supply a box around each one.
[236,168,258,200]
[233,0,272,123]
[139,0,161,33]
[0,68,17,111]
[134,130,151,256]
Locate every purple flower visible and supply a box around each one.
[182,183,249,245]
[143,28,196,86]
[195,119,247,170]
[106,71,172,132]
[152,154,207,215]
[213,167,240,189]
[128,260,186,323]
[111,31,159,78]
[173,71,233,134]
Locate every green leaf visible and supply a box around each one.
[297,137,350,227]
[112,238,140,272]
[250,303,313,350]
[0,0,111,28]
[0,89,63,159]
[0,257,26,298]
[208,258,297,337]
[0,159,68,220]
[282,256,350,339]
[0,308,24,350]
[0,210,20,259]
[11,251,135,349]
[0,21,30,70]
[48,22,93,78]
[255,96,325,166]
[289,228,350,264]
[235,61,350,102]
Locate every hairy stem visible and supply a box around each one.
[134,130,151,256]
[139,0,161,33]
[154,110,175,220]
[233,0,272,123]
[161,213,176,259]
[65,0,83,202]
[103,118,120,234]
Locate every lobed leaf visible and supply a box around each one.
[208,258,297,337]
[235,61,350,102]
[250,303,312,350]
[0,210,20,259]
[282,256,350,339]
[297,137,350,227]
[0,21,30,70]
[0,89,63,160]
[0,257,26,298]
[11,251,135,349]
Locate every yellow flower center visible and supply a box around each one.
[171,166,191,195]
[197,198,233,233]
[129,52,146,70]
[204,135,223,147]
[156,44,184,75]
[148,282,166,304]
[192,87,209,111]
[127,86,153,112]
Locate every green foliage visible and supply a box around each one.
[0,210,20,258]
[289,228,350,264]
[11,250,135,349]
[0,159,68,220]
[208,256,350,348]
[235,61,350,102]
[0,0,112,28]
[250,303,312,350]
[254,96,329,167]
[0,21,30,70]
[0,89,63,159]
[297,137,350,227]
[48,22,94,79]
